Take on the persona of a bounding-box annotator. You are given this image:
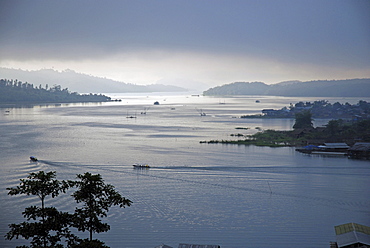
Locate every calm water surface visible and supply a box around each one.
[1,94,369,248]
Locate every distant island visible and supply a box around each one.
[0,79,111,103]
[203,79,370,97]
[241,100,370,120]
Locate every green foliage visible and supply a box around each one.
[326,119,344,135]
[69,239,110,248]
[293,111,313,129]
[251,129,296,146]
[6,171,132,248]
[0,79,111,103]
[7,171,69,206]
[321,119,370,142]
[203,119,370,147]
[243,100,370,119]
[6,171,75,248]
[69,172,132,241]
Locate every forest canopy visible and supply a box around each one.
[0,79,111,103]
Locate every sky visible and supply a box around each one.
[0,0,369,89]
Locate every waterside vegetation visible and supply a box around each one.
[201,114,370,147]
[241,100,370,119]
[0,79,111,103]
[6,171,132,248]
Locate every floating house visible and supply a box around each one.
[319,143,350,151]
[296,143,350,155]
[332,223,370,248]
[348,142,370,159]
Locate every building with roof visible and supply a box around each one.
[348,142,370,159]
[333,223,370,248]
[320,143,350,150]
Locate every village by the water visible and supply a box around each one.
[203,100,370,160]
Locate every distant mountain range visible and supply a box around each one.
[0,68,187,93]
[203,79,370,97]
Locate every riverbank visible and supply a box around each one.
[241,100,370,120]
[200,119,370,147]
[0,79,111,103]
[201,130,304,147]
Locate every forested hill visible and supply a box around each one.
[0,79,111,103]
[0,67,187,93]
[203,79,370,97]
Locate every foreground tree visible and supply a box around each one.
[6,171,132,248]
[6,171,75,248]
[69,173,132,244]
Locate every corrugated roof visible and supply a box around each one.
[335,223,370,248]
[335,223,370,235]
[349,142,370,151]
[323,143,350,148]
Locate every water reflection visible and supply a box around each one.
[1,94,369,248]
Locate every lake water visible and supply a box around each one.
[1,94,369,248]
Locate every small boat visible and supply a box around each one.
[196,108,206,116]
[132,163,150,168]
[30,156,38,162]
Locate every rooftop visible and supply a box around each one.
[335,223,370,248]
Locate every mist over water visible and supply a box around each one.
[1,94,369,248]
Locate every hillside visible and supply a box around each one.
[0,79,111,103]
[0,68,187,93]
[203,79,370,97]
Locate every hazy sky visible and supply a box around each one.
[0,0,369,88]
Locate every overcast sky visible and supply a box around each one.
[0,0,369,88]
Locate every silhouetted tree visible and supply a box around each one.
[6,171,132,248]
[0,79,111,103]
[69,173,132,243]
[6,171,75,248]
